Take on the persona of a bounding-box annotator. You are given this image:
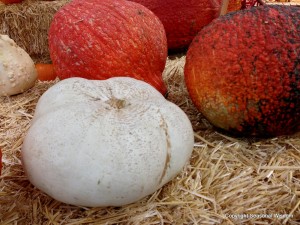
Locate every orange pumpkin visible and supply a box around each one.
[35,63,57,81]
[0,0,23,4]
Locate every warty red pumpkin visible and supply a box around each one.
[48,0,167,94]
[185,5,300,137]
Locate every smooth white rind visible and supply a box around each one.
[21,77,194,207]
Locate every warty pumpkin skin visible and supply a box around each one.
[21,77,194,207]
[0,35,37,96]
[128,0,242,52]
[185,6,300,137]
[48,0,168,94]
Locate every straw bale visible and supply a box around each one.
[1,55,300,224]
[0,0,70,63]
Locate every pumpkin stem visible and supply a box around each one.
[219,0,229,16]
[106,97,126,109]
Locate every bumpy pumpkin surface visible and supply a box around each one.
[48,0,167,94]
[185,6,300,137]
[128,0,242,51]
[0,35,37,96]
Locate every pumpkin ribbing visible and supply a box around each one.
[48,0,167,94]
[185,6,300,137]
[21,77,194,207]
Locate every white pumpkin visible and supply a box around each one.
[0,35,37,96]
[21,77,194,207]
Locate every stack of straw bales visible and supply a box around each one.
[0,1,300,224]
[0,0,69,62]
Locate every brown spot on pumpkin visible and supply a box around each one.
[190,20,197,32]
[137,9,144,15]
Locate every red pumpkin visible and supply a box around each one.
[48,0,167,94]
[128,0,242,52]
[0,0,23,4]
[185,6,300,137]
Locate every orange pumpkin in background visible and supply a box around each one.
[0,0,23,4]
[35,63,57,81]
[128,0,242,52]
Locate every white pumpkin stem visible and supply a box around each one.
[106,97,126,109]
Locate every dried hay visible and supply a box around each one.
[1,55,300,224]
[266,0,300,5]
[0,0,70,63]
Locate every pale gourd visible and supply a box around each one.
[21,77,194,207]
[0,35,37,96]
